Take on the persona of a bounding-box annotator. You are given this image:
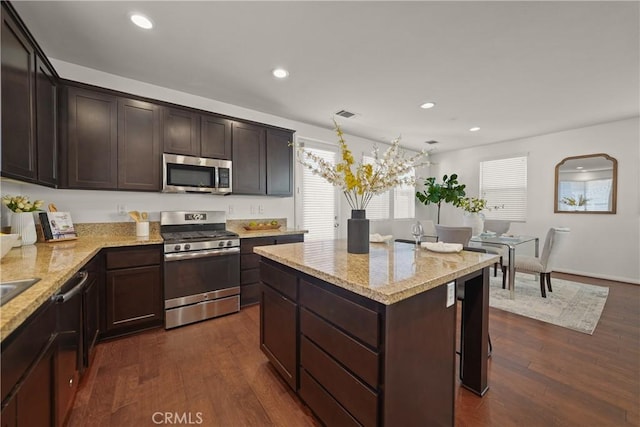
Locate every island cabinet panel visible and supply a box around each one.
[101,246,163,339]
[240,234,303,307]
[259,266,298,391]
[298,370,361,427]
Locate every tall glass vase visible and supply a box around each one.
[11,212,37,245]
[347,209,369,254]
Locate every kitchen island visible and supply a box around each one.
[255,240,498,426]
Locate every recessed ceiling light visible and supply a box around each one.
[469,127,481,132]
[420,102,436,109]
[576,166,584,170]
[272,68,289,79]
[130,14,153,29]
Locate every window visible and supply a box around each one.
[480,156,528,221]
[301,145,339,241]
[363,156,390,220]
[393,168,416,219]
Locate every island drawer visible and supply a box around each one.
[300,281,379,349]
[301,336,378,427]
[260,261,297,300]
[299,369,361,427]
[300,308,379,388]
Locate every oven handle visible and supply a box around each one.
[164,247,240,262]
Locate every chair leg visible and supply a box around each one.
[540,273,547,298]
[488,334,493,357]
[501,266,507,289]
[545,273,552,292]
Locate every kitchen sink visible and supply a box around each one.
[0,278,41,307]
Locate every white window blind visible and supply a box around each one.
[480,156,528,221]
[363,156,390,220]
[393,169,415,219]
[302,147,337,241]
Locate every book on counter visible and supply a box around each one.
[39,211,78,241]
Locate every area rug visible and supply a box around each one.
[488,274,609,335]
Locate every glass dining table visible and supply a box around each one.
[469,234,539,299]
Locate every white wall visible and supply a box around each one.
[1,60,423,236]
[429,117,640,284]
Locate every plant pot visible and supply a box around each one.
[347,210,369,254]
[463,212,484,237]
[11,212,37,245]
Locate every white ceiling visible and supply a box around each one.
[12,1,640,153]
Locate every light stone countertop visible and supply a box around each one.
[232,227,308,239]
[254,240,499,305]
[0,234,163,341]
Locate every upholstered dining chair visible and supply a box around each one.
[502,227,571,298]
[479,220,511,277]
[434,225,472,246]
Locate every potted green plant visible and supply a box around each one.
[416,174,466,224]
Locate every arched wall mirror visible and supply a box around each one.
[554,153,617,214]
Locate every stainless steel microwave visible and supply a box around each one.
[162,153,232,194]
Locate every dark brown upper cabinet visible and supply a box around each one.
[1,5,57,187]
[201,113,232,159]
[162,107,232,160]
[65,86,118,189]
[232,121,266,195]
[266,128,294,196]
[118,99,161,191]
[162,107,199,156]
[232,122,294,196]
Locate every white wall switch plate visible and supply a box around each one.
[446,281,455,308]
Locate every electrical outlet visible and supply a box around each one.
[117,204,128,215]
[258,205,264,214]
[250,205,256,214]
[228,205,234,214]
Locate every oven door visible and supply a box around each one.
[164,248,240,306]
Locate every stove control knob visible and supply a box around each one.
[174,245,181,251]
[226,241,233,247]
[218,241,225,247]
[184,244,191,250]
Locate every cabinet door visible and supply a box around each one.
[17,341,55,427]
[67,87,118,189]
[266,129,294,196]
[260,284,297,390]
[201,114,232,159]
[162,107,199,156]
[1,393,16,427]
[105,265,162,333]
[35,54,57,187]
[1,7,36,182]
[117,98,161,191]
[232,122,266,195]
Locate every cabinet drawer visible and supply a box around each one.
[241,237,275,254]
[241,268,260,285]
[299,369,361,427]
[105,246,161,269]
[300,281,379,348]
[275,234,304,244]
[301,336,377,427]
[241,253,261,270]
[301,308,379,388]
[260,261,297,300]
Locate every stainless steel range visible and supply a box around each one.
[161,211,240,329]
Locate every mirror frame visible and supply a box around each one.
[554,153,617,214]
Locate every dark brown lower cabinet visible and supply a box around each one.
[259,257,480,427]
[17,339,55,427]
[241,234,303,307]
[102,245,163,338]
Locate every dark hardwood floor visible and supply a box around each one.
[68,273,639,427]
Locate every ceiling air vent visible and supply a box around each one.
[425,140,439,145]
[335,109,356,118]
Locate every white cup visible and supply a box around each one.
[136,221,149,237]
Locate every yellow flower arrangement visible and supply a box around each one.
[295,120,428,210]
[1,195,44,213]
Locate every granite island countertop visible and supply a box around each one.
[254,240,499,305]
[0,234,163,341]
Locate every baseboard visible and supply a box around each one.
[554,268,639,285]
